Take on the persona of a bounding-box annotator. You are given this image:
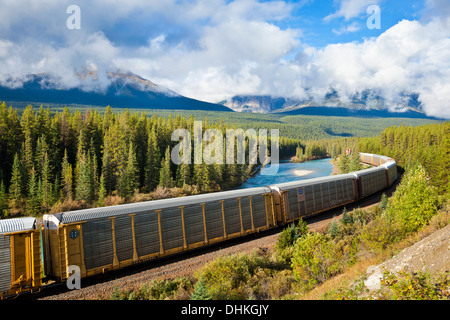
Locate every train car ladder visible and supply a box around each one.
[30,231,42,289]
[58,228,68,280]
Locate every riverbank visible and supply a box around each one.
[330,157,340,176]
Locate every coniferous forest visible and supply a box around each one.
[0,103,298,217]
[0,101,447,219]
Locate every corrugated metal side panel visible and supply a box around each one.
[313,184,323,212]
[134,212,160,257]
[160,208,184,251]
[223,199,241,236]
[240,197,253,231]
[115,215,133,263]
[329,180,337,206]
[361,153,372,164]
[386,163,397,185]
[360,170,386,198]
[287,189,299,220]
[82,219,114,270]
[372,155,381,166]
[346,179,355,201]
[304,185,314,215]
[0,235,11,294]
[251,195,266,228]
[322,182,330,208]
[184,205,205,246]
[205,202,223,240]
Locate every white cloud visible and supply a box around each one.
[0,0,449,119]
[332,21,361,34]
[324,0,380,21]
[297,17,450,118]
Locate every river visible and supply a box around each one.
[237,158,334,189]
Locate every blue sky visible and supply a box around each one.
[0,0,449,118]
[284,0,426,47]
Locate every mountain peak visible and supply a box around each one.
[0,70,231,112]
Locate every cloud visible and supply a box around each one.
[332,21,361,34]
[0,0,449,119]
[324,0,380,21]
[295,17,450,118]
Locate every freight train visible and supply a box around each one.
[0,152,397,298]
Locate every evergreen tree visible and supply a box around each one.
[338,154,350,173]
[61,149,73,201]
[120,141,139,198]
[0,180,8,218]
[9,153,23,206]
[145,128,161,191]
[41,151,52,207]
[21,105,35,173]
[348,150,363,172]
[159,146,173,188]
[27,167,41,216]
[101,135,114,194]
[98,174,107,206]
[76,152,94,203]
[190,279,212,300]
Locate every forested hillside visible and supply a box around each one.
[358,122,450,194]
[0,103,297,217]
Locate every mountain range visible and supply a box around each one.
[0,71,232,112]
[218,92,440,119]
[0,70,441,119]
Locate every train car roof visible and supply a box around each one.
[360,152,394,163]
[271,173,357,191]
[0,217,36,234]
[44,186,272,226]
[352,166,387,176]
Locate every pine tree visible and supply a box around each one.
[145,128,161,191]
[9,153,23,206]
[21,105,35,173]
[61,149,73,201]
[101,135,114,194]
[338,154,350,173]
[27,167,41,216]
[76,152,94,203]
[41,151,52,207]
[348,150,362,172]
[98,174,107,206]
[120,140,139,198]
[159,146,173,188]
[190,279,212,300]
[0,180,8,218]
[177,162,191,187]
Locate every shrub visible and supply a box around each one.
[190,278,212,300]
[341,207,353,225]
[276,219,309,251]
[360,211,404,252]
[378,271,449,300]
[328,220,341,238]
[387,165,439,234]
[291,232,343,288]
[380,193,388,211]
[110,277,193,300]
[196,254,251,300]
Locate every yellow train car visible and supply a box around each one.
[0,217,42,299]
[43,187,276,281]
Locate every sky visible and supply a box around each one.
[0,0,449,118]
